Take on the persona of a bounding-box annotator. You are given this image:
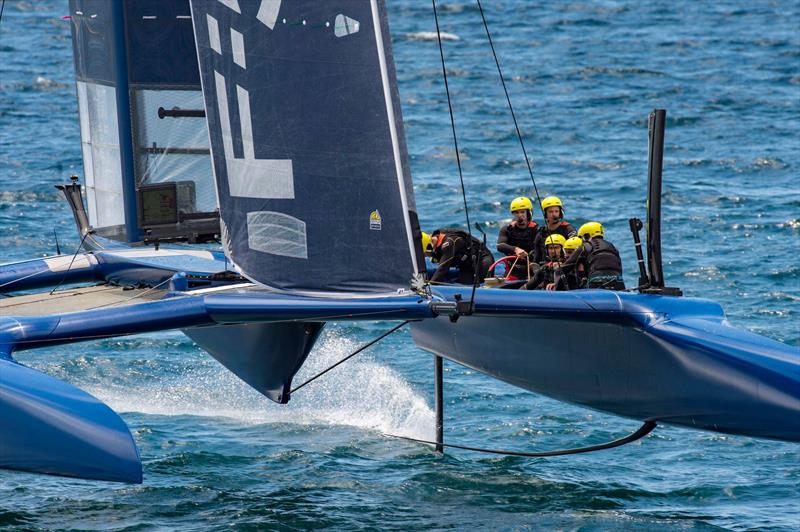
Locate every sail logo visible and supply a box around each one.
[369,210,382,231]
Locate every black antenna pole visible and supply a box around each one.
[646,110,666,288]
[53,229,62,255]
[644,109,681,296]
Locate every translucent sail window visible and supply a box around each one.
[132,89,216,214]
[76,80,125,229]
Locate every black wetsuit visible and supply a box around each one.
[522,261,569,291]
[533,221,577,262]
[430,230,494,285]
[561,237,625,290]
[496,221,538,278]
[562,261,585,289]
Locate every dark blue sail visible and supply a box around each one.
[190,0,424,293]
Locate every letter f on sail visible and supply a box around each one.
[206,3,294,200]
[191,0,424,291]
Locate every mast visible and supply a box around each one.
[110,0,140,242]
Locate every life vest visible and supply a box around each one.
[585,238,623,277]
[434,230,493,265]
[502,221,538,252]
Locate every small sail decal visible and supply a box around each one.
[190,0,424,293]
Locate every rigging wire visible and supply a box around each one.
[0,263,59,291]
[84,278,173,311]
[289,320,410,395]
[0,284,119,309]
[0,235,92,293]
[475,0,549,234]
[431,0,481,306]
[49,230,91,295]
[388,420,657,457]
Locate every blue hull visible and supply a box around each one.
[0,246,230,294]
[412,286,800,442]
[1,242,796,485]
[0,357,142,483]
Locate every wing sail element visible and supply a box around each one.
[190,0,424,293]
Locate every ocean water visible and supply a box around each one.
[1,1,799,530]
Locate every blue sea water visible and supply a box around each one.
[1,0,799,530]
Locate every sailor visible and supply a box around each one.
[562,236,586,289]
[522,234,569,291]
[421,231,433,256]
[533,196,577,262]
[428,229,494,285]
[496,196,538,279]
[561,222,625,290]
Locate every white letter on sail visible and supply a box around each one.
[207,14,295,200]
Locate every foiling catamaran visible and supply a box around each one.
[1,0,797,484]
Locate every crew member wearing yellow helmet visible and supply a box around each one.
[426,229,494,285]
[562,236,586,289]
[496,196,538,280]
[533,196,577,262]
[420,231,433,256]
[522,234,569,291]
[560,222,625,290]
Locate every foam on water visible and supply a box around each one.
[82,328,435,442]
[406,31,460,41]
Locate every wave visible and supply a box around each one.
[406,31,460,42]
[80,328,435,442]
[0,190,63,202]
[575,66,665,78]
[768,265,800,281]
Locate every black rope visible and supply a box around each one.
[49,230,91,295]
[432,0,481,306]
[389,420,656,457]
[0,0,6,30]
[475,0,549,236]
[290,320,410,394]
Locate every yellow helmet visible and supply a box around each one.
[578,221,604,239]
[563,236,583,251]
[544,234,566,247]
[509,196,533,213]
[540,196,563,211]
[421,231,432,253]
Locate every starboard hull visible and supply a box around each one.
[412,286,800,442]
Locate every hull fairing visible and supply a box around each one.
[412,286,800,442]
